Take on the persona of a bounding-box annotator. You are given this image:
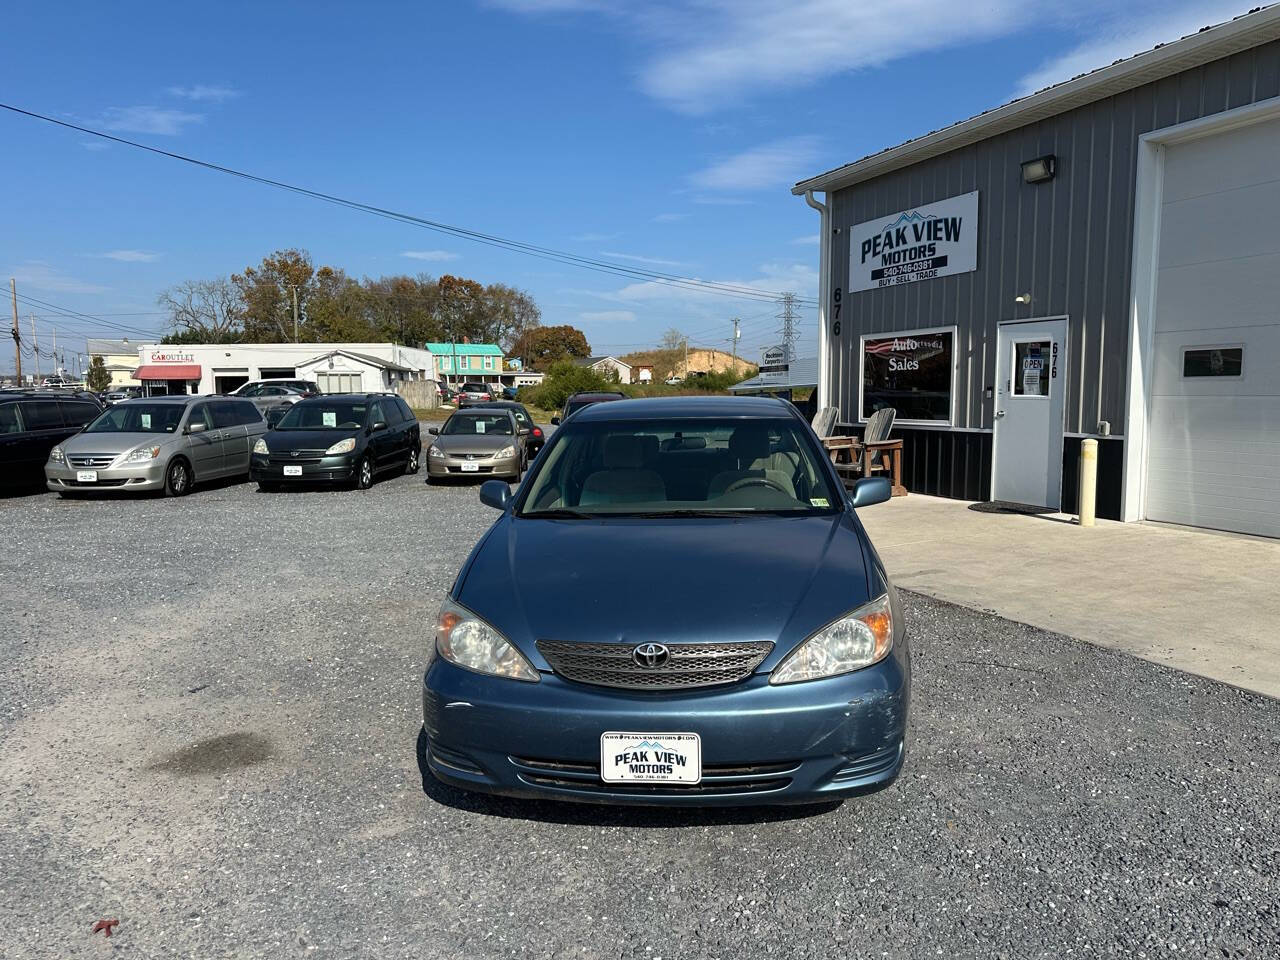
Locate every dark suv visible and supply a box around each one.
[551,391,626,425]
[0,390,104,490]
[250,393,421,490]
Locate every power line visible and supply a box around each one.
[1,102,818,309]
[12,292,161,339]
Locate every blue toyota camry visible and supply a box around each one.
[422,395,910,805]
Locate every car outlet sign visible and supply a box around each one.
[849,191,979,292]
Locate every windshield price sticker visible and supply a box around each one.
[322,411,337,427]
[141,414,151,429]
[600,732,701,784]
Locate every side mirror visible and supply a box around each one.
[550,416,561,426]
[371,421,388,432]
[187,420,207,434]
[428,426,439,435]
[850,476,891,509]
[479,479,512,510]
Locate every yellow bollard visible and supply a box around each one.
[1078,438,1098,527]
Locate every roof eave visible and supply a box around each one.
[792,5,1280,196]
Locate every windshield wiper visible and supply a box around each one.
[520,508,600,519]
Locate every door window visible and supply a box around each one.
[188,404,214,431]
[1012,341,1051,397]
[0,403,21,433]
[209,400,242,428]
[236,401,263,425]
[58,401,99,427]
[21,400,63,430]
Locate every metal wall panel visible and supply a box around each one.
[828,40,1280,437]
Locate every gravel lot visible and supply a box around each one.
[1,471,1277,959]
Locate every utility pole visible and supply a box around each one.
[731,317,740,374]
[777,292,799,362]
[291,286,300,343]
[52,326,58,376]
[9,278,20,384]
[30,315,40,381]
[683,337,689,380]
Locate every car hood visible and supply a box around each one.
[263,428,360,451]
[456,512,872,672]
[432,434,514,454]
[60,431,180,454]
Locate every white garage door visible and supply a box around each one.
[1146,116,1280,537]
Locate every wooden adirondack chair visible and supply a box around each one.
[834,407,907,497]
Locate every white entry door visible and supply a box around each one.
[993,317,1068,508]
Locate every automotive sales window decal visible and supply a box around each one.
[848,191,979,293]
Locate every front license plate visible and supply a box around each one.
[600,732,701,784]
[76,470,98,483]
[460,462,480,472]
[283,465,303,476]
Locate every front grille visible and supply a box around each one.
[510,755,796,795]
[68,454,116,468]
[536,639,773,690]
[57,477,129,487]
[268,452,324,465]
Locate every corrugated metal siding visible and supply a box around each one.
[829,40,1280,435]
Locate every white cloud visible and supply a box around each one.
[607,261,818,306]
[10,261,110,295]
[600,251,688,268]
[1015,2,1251,96]
[166,84,241,102]
[402,249,460,261]
[651,212,689,222]
[89,250,161,262]
[580,310,637,324]
[792,235,820,245]
[690,136,823,191]
[100,106,204,136]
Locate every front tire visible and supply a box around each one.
[405,445,421,475]
[354,455,374,490]
[164,458,192,497]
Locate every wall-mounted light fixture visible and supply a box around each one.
[1015,293,1033,305]
[1021,155,1056,184]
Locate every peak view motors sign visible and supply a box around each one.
[849,191,978,293]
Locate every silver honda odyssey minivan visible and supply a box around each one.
[45,395,267,497]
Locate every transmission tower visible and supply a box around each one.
[777,292,799,362]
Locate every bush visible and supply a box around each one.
[524,360,613,410]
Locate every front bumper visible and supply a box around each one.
[250,453,357,484]
[45,458,167,492]
[422,652,909,806]
[426,451,520,479]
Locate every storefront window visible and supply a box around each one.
[861,328,955,423]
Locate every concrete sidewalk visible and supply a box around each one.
[859,495,1280,700]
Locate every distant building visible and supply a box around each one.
[85,338,142,387]
[574,355,632,384]
[131,342,436,395]
[425,342,505,387]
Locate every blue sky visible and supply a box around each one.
[0,0,1253,374]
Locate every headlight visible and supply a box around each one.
[428,445,447,458]
[252,438,269,454]
[435,599,538,682]
[122,446,161,463]
[50,446,65,463]
[324,437,356,455]
[770,595,893,684]
[494,445,516,459]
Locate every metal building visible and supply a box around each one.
[793,7,1280,537]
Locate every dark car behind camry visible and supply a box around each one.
[421,395,909,806]
[251,393,420,490]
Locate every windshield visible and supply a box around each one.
[442,413,513,436]
[84,403,186,434]
[519,417,841,517]
[276,400,368,430]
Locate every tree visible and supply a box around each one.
[232,249,319,342]
[515,324,591,370]
[481,283,541,354]
[85,355,111,391]
[527,358,612,409]
[158,277,243,342]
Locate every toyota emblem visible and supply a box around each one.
[290,450,300,457]
[632,643,670,668]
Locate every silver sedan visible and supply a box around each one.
[425,409,525,482]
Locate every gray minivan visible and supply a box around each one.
[44,395,268,497]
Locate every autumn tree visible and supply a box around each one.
[233,249,320,342]
[514,324,591,370]
[480,283,541,354]
[157,277,243,343]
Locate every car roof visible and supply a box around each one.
[466,400,523,409]
[566,391,625,401]
[116,395,197,404]
[293,392,392,402]
[570,394,796,422]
